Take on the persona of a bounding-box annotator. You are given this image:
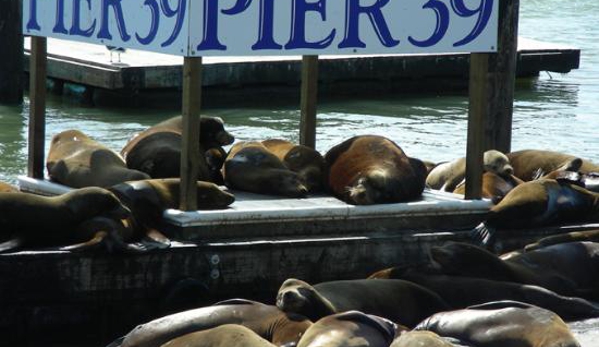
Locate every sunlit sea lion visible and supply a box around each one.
[160,324,276,347]
[508,149,599,181]
[453,171,523,201]
[391,331,457,347]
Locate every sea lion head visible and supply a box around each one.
[276,278,335,321]
[484,150,513,178]
[66,187,132,222]
[200,116,235,148]
[347,169,399,205]
[195,181,235,209]
[272,171,309,198]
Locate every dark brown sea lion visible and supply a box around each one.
[160,324,276,347]
[324,135,427,205]
[508,149,599,181]
[222,141,308,198]
[470,179,599,249]
[426,150,513,192]
[368,267,599,321]
[453,172,523,201]
[121,116,234,180]
[47,129,150,188]
[525,229,599,251]
[276,278,449,328]
[296,311,398,347]
[391,331,457,347]
[262,139,326,193]
[0,181,18,193]
[0,187,130,253]
[415,301,581,347]
[112,299,312,347]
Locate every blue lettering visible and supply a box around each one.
[221,0,252,15]
[53,0,69,34]
[26,0,41,31]
[160,0,186,47]
[285,0,335,50]
[136,0,160,45]
[97,0,131,41]
[408,0,449,47]
[338,0,398,49]
[451,0,494,47]
[252,0,282,50]
[70,0,96,37]
[196,0,226,50]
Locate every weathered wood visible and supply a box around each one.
[464,54,489,200]
[484,0,520,153]
[0,0,24,104]
[179,57,203,211]
[28,37,47,179]
[300,55,319,148]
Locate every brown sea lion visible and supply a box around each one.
[324,135,427,205]
[426,150,514,192]
[368,267,599,321]
[508,149,599,181]
[276,278,449,328]
[112,299,312,347]
[391,331,457,347]
[453,172,523,202]
[415,301,581,347]
[222,141,308,198]
[296,311,398,347]
[47,129,150,188]
[262,139,326,193]
[470,179,599,249]
[160,324,276,347]
[0,181,18,193]
[121,116,234,180]
[0,187,130,253]
[525,229,599,251]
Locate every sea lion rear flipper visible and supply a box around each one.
[0,238,24,253]
[59,231,109,252]
[123,229,171,253]
[470,222,500,251]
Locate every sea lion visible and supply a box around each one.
[222,141,308,198]
[426,150,514,192]
[46,129,150,188]
[296,311,398,347]
[368,267,599,321]
[0,187,130,253]
[508,149,599,181]
[390,331,457,347]
[471,179,599,249]
[112,299,312,347]
[525,229,599,251]
[160,324,276,347]
[453,172,523,201]
[0,181,18,193]
[276,278,449,328]
[324,135,427,205]
[262,139,326,193]
[415,301,581,347]
[121,116,234,180]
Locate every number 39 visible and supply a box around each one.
[409,0,494,48]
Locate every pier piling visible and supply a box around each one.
[0,0,24,104]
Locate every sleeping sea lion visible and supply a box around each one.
[453,172,523,202]
[112,299,312,347]
[508,149,599,181]
[324,135,427,205]
[47,129,149,188]
[160,324,276,347]
[262,139,326,193]
[390,331,457,347]
[276,278,449,328]
[426,150,513,192]
[415,301,581,347]
[296,311,398,347]
[222,141,308,198]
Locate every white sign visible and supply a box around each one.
[23,0,498,57]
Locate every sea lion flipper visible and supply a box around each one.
[123,229,171,253]
[470,222,498,250]
[0,238,24,253]
[59,231,109,252]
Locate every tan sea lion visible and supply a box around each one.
[453,172,523,201]
[47,129,150,188]
[0,187,130,253]
[324,135,427,205]
[111,299,313,347]
[222,141,308,198]
[391,331,456,347]
[470,179,599,249]
[426,149,513,192]
[262,139,326,193]
[160,324,276,347]
[276,278,449,328]
[121,116,234,180]
[296,311,398,347]
[508,149,599,181]
[0,181,18,193]
[415,301,581,347]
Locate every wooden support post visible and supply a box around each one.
[179,57,203,211]
[484,0,520,153]
[299,55,319,149]
[28,37,47,179]
[0,0,24,104]
[464,53,489,200]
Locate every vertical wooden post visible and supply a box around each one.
[0,0,24,104]
[299,55,318,149]
[28,37,47,179]
[484,0,520,153]
[179,57,203,211]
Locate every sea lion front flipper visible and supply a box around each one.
[59,231,109,252]
[470,222,501,252]
[0,238,24,253]
[122,229,171,253]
